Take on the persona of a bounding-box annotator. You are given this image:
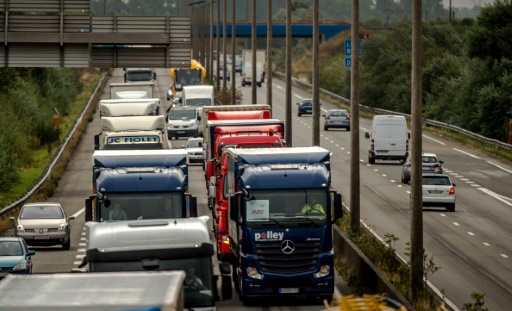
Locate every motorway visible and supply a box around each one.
[23,68,512,310]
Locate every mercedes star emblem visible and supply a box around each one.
[281,240,295,254]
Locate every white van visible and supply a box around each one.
[241,62,263,87]
[365,115,409,164]
[167,106,202,139]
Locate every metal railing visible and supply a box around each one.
[274,71,512,152]
[0,73,107,219]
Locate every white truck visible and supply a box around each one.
[99,98,160,117]
[241,61,264,87]
[123,68,156,83]
[110,82,155,100]
[241,49,266,82]
[75,216,232,310]
[180,85,214,108]
[94,115,171,150]
[0,271,186,311]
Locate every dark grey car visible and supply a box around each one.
[323,109,351,131]
[401,152,443,184]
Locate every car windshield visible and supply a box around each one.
[423,176,451,186]
[169,109,196,121]
[175,70,202,89]
[126,71,153,81]
[187,140,203,148]
[0,241,22,256]
[330,110,348,117]
[302,100,312,106]
[185,98,212,107]
[422,156,438,163]
[21,205,63,219]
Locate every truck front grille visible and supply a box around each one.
[255,242,320,274]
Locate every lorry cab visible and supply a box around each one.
[123,68,156,83]
[110,82,155,100]
[77,217,232,310]
[95,116,171,150]
[365,115,410,164]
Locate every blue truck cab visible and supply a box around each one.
[225,147,343,302]
[85,149,197,222]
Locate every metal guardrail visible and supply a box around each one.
[0,72,107,219]
[274,71,512,152]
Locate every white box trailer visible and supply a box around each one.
[99,98,161,117]
[95,116,171,150]
[0,271,186,311]
[110,82,155,99]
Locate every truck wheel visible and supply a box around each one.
[241,81,245,87]
[257,83,262,87]
[369,157,375,164]
[324,126,328,131]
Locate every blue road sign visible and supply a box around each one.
[344,39,363,56]
[345,58,351,68]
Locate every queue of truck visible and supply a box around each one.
[2,65,345,309]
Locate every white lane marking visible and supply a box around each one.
[74,261,82,265]
[483,243,490,246]
[295,94,303,99]
[440,214,446,217]
[468,232,475,236]
[275,85,283,90]
[374,169,379,172]
[406,191,411,194]
[500,254,509,258]
[360,159,364,162]
[397,185,402,188]
[471,184,481,187]
[79,243,86,247]
[449,172,459,176]
[486,161,512,174]
[423,134,446,145]
[453,222,460,226]
[77,248,85,253]
[80,237,86,241]
[459,178,469,181]
[76,254,85,259]
[382,174,387,177]
[453,148,481,159]
[465,181,475,184]
[477,188,512,207]
[71,208,85,219]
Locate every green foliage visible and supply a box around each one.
[462,292,489,311]
[0,68,83,195]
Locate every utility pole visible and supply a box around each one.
[312,0,320,146]
[231,0,236,105]
[209,0,213,81]
[222,0,227,91]
[410,0,424,303]
[449,0,452,22]
[285,0,292,146]
[350,0,361,236]
[251,0,257,105]
[216,0,220,92]
[266,0,273,112]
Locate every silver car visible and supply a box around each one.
[10,202,75,250]
[323,109,350,131]
[401,152,443,184]
[183,137,204,164]
[422,174,456,212]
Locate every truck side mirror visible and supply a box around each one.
[333,193,343,221]
[408,131,411,139]
[153,72,157,80]
[229,195,239,221]
[85,196,94,222]
[189,196,198,217]
[94,134,99,150]
[365,132,370,139]
[209,176,216,198]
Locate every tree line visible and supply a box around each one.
[0,68,82,194]
[316,0,512,143]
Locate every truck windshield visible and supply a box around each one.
[243,189,328,227]
[175,70,202,90]
[99,193,183,221]
[126,70,153,82]
[89,256,214,309]
[185,98,212,107]
[169,109,196,121]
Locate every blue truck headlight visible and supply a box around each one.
[246,267,264,280]
[313,265,330,278]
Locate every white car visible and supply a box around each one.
[422,174,456,212]
[183,138,204,164]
